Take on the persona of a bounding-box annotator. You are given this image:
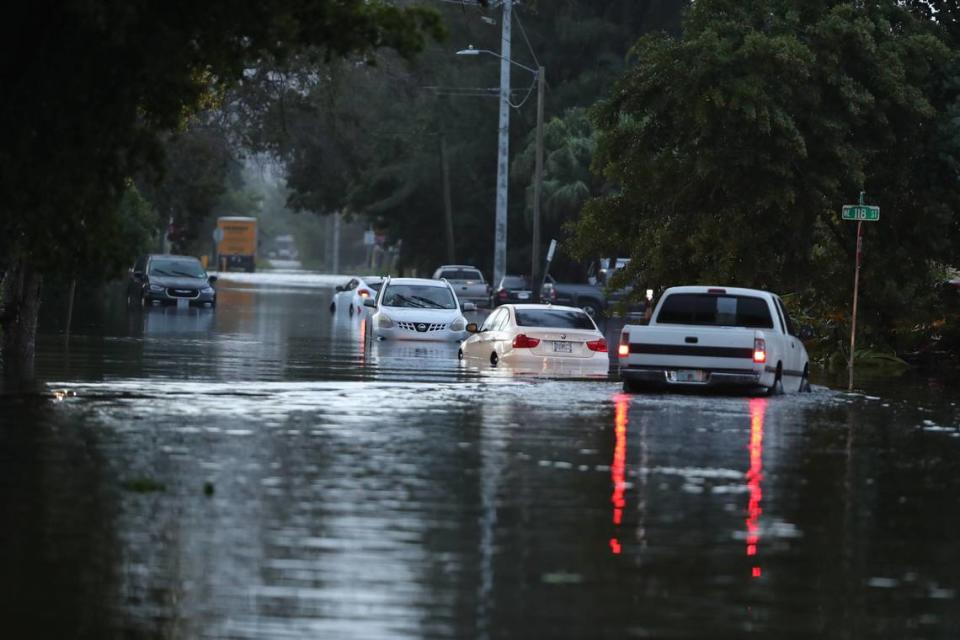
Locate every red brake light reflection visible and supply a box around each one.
[512,334,540,348]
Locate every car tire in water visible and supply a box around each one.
[800,364,811,393]
[490,351,499,366]
[329,301,335,313]
[622,378,642,394]
[457,349,464,360]
[766,363,784,396]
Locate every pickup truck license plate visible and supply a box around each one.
[553,341,572,353]
[671,369,705,383]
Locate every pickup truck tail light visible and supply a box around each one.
[753,337,767,364]
[512,334,540,349]
[586,338,608,353]
[618,332,630,358]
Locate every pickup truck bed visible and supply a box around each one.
[618,286,810,394]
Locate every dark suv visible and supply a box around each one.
[127,254,217,308]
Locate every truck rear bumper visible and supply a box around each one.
[621,365,761,388]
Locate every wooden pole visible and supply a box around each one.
[441,136,456,264]
[847,194,865,391]
[531,66,545,299]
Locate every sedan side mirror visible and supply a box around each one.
[363,298,376,308]
[335,285,344,292]
[462,301,477,312]
[466,322,479,333]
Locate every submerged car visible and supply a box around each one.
[459,304,608,368]
[365,277,476,341]
[127,254,217,308]
[330,276,384,315]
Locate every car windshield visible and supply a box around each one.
[149,259,206,278]
[382,284,456,309]
[515,309,596,330]
[367,280,384,293]
[441,269,484,282]
[655,293,774,328]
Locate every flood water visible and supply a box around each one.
[2,271,959,639]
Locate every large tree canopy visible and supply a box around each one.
[0,0,443,369]
[571,0,960,346]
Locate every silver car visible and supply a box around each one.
[432,265,490,308]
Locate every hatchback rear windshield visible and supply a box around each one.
[500,277,529,289]
[366,280,384,293]
[655,293,773,328]
[515,309,596,330]
[382,284,456,309]
[440,269,484,282]
[149,259,205,278]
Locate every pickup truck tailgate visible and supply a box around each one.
[624,326,757,370]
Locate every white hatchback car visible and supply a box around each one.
[364,277,475,341]
[459,304,609,368]
[330,276,384,315]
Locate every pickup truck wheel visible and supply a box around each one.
[490,351,499,366]
[766,364,784,396]
[622,378,642,393]
[800,365,811,393]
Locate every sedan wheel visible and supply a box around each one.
[490,351,499,366]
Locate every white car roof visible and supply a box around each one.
[386,277,450,287]
[502,304,588,313]
[661,285,776,297]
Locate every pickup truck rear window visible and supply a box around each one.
[515,309,596,330]
[441,269,484,282]
[655,294,773,328]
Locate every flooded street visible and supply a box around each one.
[2,271,959,639]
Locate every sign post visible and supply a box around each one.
[844,192,879,391]
[540,239,557,300]
[212,227,224,272]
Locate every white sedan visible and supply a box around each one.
[330,276,384,315]
[459,304,609,369]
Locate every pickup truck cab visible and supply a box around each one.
[618,286,810,394]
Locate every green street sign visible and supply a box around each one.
[842,205,880,221]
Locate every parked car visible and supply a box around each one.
[364,277,476,341]
[618,286,810,394]
[432,265,491,307]
[459,304,608,369]
[127,254,217,308]
[492,275,535,306]
[330,276,385,315]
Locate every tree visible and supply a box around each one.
[0,0,443,375]
[571,0,960,349]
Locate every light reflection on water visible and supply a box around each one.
[6,273,960,638]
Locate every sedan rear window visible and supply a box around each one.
[655,294,773,328]
[515,309,596,330]
[500,276,528,289]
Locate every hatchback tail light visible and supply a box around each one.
[618,331,630,358]
[512,334,540,349]
[587,338,608,353]
[753,337,767,364]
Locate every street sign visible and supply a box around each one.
[545,239,557,262]
[212,227,224,244]
[842,205,880,221]
[363,230,375,246]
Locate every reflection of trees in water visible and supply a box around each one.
[0,401,120,637]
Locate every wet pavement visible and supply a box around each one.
[2,270,959,639]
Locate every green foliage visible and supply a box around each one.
[572,0,960,351]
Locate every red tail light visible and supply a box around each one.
[618,331,630,357]
[587,339,608,353]
[497,289,508,300]
[753,337,767,364]
[512,334,540,349]
[358,289,370,298]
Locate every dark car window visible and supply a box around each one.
[134,256,147,272]
[776,297,798,336]
[500,276,528,289]
[149,259,206,278]
[441,269,484,282]
[382,284,456,309]
[481,308,505,332]
[366,280,384,293]
[656,294,773,328]
[515,309,596,330]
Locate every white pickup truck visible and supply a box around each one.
[618,286,810,394]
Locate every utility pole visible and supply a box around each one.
[331,211,341,275]
[492,0,512,288]
[530,65,545,298]
[441,136,456,264]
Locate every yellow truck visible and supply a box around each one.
[215,216,257,272]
